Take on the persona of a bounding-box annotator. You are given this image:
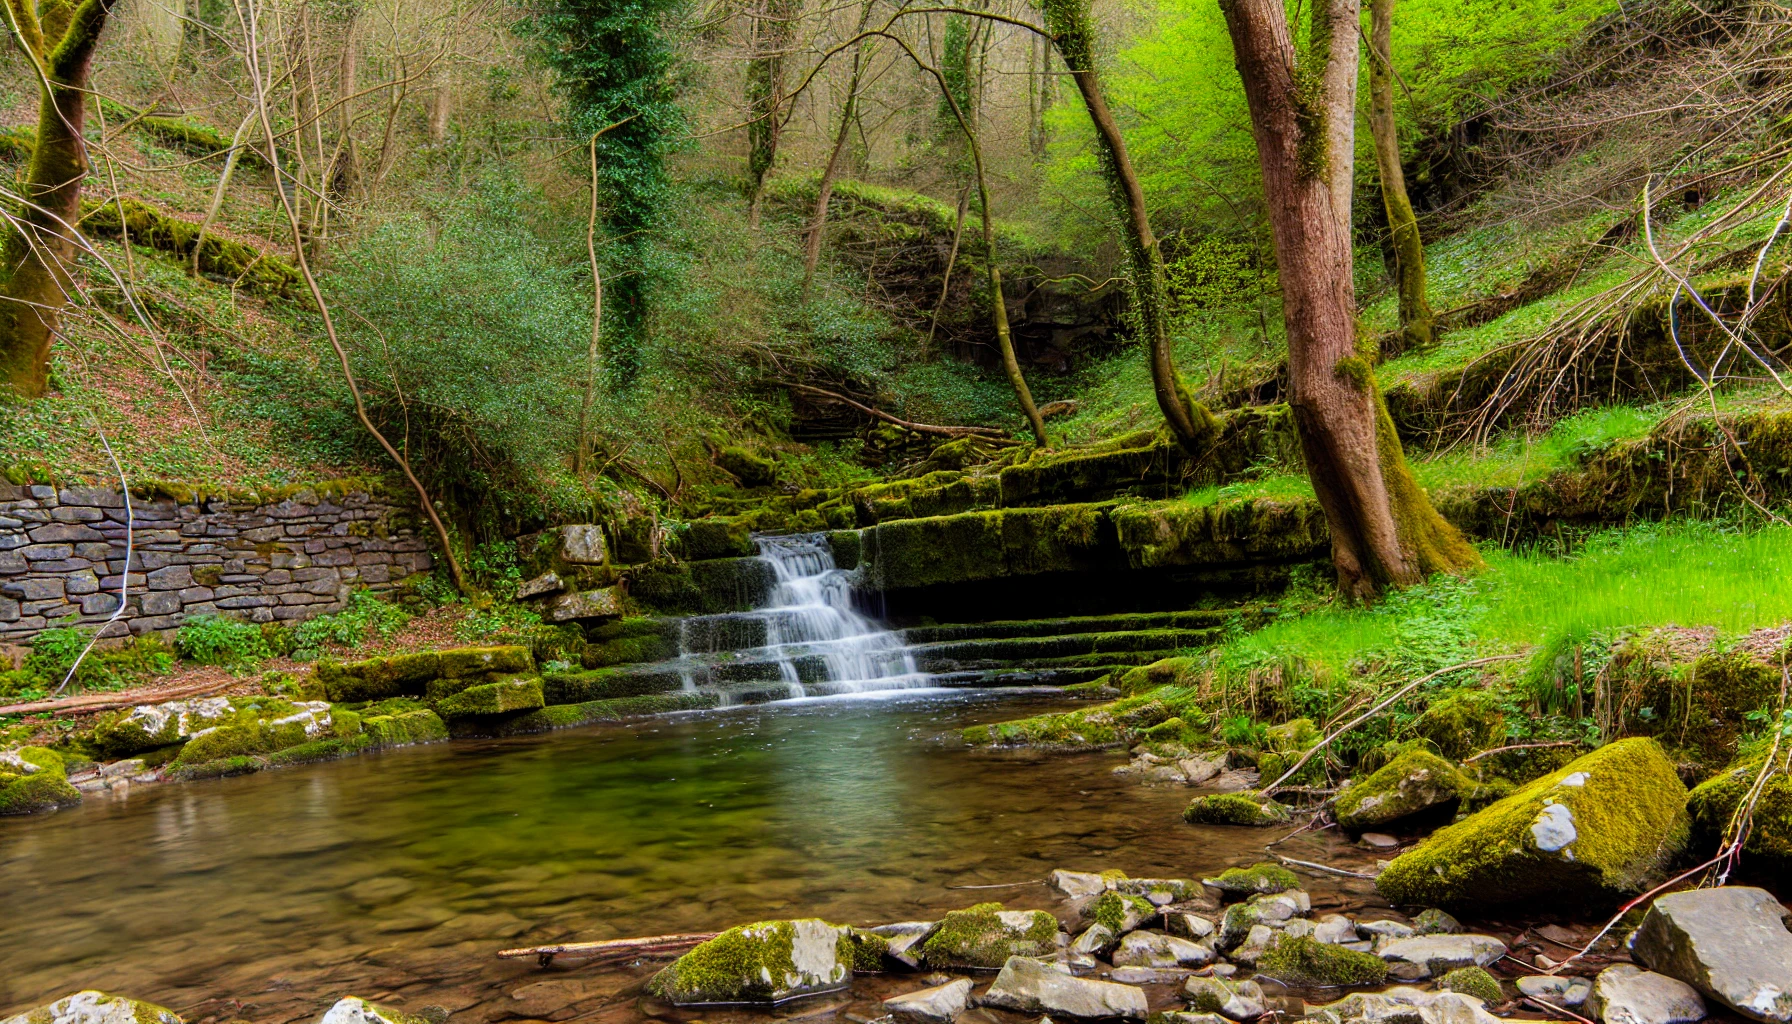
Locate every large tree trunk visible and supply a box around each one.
[744,0,798,228]
[0,0,120,397]
[1368,0,1434,352]
[1221,0,1477,600]
[800,0,874,300]
[1042,0,1215,454]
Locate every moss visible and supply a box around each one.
[651,920,849,1003]
[1183,792,1292,826]
[581,618,682,668]
[1334,750,1482,829]
[965,683,1212,749]
[839,928,889,972]
[438,646,533,678]
[267,735,374,766]
[0,124,34,161]
[918,902,1060,968]
[169,754,264,780]
[316,651,441,702]
[0,747,81,815]
[1115,656,1202,696]
[77,197,300,297]
[1205,862,1299,897]
[1413,692,1506,760]
[1685,755,1792,861]
[1258,934,1389,986]
[545,667,684,704]
[362,709,449,748]
[1438,967,1503,1003]
[477,692,721,736]
[434,678,544,718]
[1376,738,1690,910]
[1088,891,1156,933]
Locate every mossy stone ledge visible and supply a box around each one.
[0,746,83,815]
[434,678,545,719]
[650,919,857,1004]
[1375,738,1689,911]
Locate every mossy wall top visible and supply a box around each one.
[0,480,432,643]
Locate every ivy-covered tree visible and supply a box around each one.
[517,0,686,389]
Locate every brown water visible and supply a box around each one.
[0,690,1379,1024]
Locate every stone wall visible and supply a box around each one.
[0,481,433,642]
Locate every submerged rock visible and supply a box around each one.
[0,992,183,1024]
[1630,886,1792,1023]
[1183,793,1291,826]
[0,747,81,815]
[1306,986,1501,1024]
[1334,751,1479,830]
[1438,968,1504,1005]
[983,956,1148,1019]
[316,998,432,1024]
[918,903,1062,969]
[1588,965,1707,1024]
[1182,976,1265,1021]
[1378,935,1507,981]
[1070,923,1118,957]
[871,921,939,969]
[650,919,854,1004]
[1376,739,1689,910]
[1087,891,1157,935]
[1201,862,1298,899]
[883,978,972,1024]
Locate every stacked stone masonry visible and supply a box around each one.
[0,483,433,642]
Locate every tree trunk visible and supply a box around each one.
[1042,0,1214,454]
[800,1,874,301]
[326,4,363,202]
[428,67,453,145]
[1221,0,1477,601]
[745,0,798,228]
[1368,0,1434,352]
[0,0,120,397]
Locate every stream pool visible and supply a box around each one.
[0,689,1377,1024]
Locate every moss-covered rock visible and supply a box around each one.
[917,902,1061,969]
[1335,750,1482,829]
[1202,862,1299,899]
[0,990,184,1024]
[1257,933,1388,986]
[315,996,432,1024]
[1438,967,1504,1004]
[1087,891,1157,934]
[0,747,82,815]
[1413,692,1506,760]
[363,709,449,748]
[1685,756,1792,861]
[439,646,533,678]
[964,683,1210,749]
[90,696,235,757]
[581,617,683,668]
[316,651,441,702]
[434,678,544,718]
[1376,738,1689,910]
[170,699,350,767]
[1183,792,1292,826]
[650,919,853,1004]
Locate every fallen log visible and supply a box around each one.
[789,383,1011,439]
[0,679,235,717]
[497,932,719,969]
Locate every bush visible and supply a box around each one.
[291,590,412,659]
[175,615,273,665]
[20,626,174,693]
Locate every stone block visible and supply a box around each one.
[138,591,181,616]
[435,677,545,718]
[556,524,608,565]
[0,551,24,574]
[177,587,215,603]
[58,487,123,507]
[99,574,147,590]
[241,526,284,543]
[51,507,104,523]
[217,596,275,609]
[263,570,292,585]
[545,587,625,623]
[130,614,182,634]
[312,551,353,567]
[250,606,275,623]
[184,602,218,617]
[303,576,342,596]
[75,543,114,559]
[65,572,100,596]
[273,550,317,569]
[25,601,78,619]
[31,559,92,573]
[0,533,27,551]
[30,523,104,543]
[0,597,17,622]
[3,578,64,601]
[146,565,194,591]
[81,594,121,615]
[359,564,391,584]
[20,544,73,560]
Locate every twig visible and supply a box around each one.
[1,678,238,717]
[1271,855,1378,880]
[947,879,1043,889]
[788,383,1010,438]
[1463,740,1583,762]
[497,932,718,968]
[1525,997,1598,1024]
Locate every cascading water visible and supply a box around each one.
[658,533,930,704]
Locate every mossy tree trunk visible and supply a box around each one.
[0,0,121,397]
[1221,0,1478,600]
[801,0,875,300]
[745,0,799,228]
[1040,0,1215,455]
[1368,0,1434,352]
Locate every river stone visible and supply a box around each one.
[1218,891,1309,950]
[1154,1014,1228,1024]
[1071,923,1117,956]
[1167,913,1217,941]
[651,919,852,1004]
[1588,965,1707,1024]
[1376,739,1689,910]
[919,903,1062,969]
[1630,886,1792,1023]
[1180,754,1225,785]
[1519,976,1593,1007]
[515,572,565,600]
[1359,920,1416,941]
[90,697,235,757]
[1183,976,1265,1021]
[1307,987,1502,1024]
[884,978,972,1024]
[1051,869,1115,899]
[1087,891,1157,935]
[1111,930,1214,968]
[871,921,939,968]
[983,956,1148,1019]
[0,747,82,815]
[1202,862,1300,899]
[316,998,431,1024]
[1413,909,1463,935]
[1111,966,1193,984]
[1335,751,1477,829]
[545,587,624,623]
[1378,935,1507,981]
[1114,877,1199,905]
[1184,793,1293,826]
[0,992,183,1024]
[1313,915,1361,945]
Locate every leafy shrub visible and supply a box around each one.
[175,615,274,665]
[1220,714,1269,748]
[20,626,173,693]
[291,590,411,659]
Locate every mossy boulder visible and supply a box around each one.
[1184,792,1292,826]
[0,990,183,1024]
[917,902,1061,969]
[1686,756,1791,861]
[434,678,544,719]
[1087,891,1157,934]
[650,919,854,1004]
[1257,933,1388,986]
[1413,692,1506,760]
[171,699,352,768]
[717,447,779,487]
[438,646,533,678]
[1376,738,1689,910]
[0,747,82,815]
[581,617,682,668]
[1334,751,1481,829]
[316,651,441,702]
[362,709,449,748]
[315,996,432,1024]
[1202,862,1299,899]
[90,696,236,757]
[1438,967,1504,1004]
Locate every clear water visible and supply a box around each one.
[664,534,930,702]
[0,691,1380,1024]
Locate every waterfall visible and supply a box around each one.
[659,533,930,704]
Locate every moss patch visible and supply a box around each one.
[1334,750,1482,829]
[1438,967,1504,1003]
[0,747,81,815]
[1183,792,1292,826]
[1204,862,1299,898]
[1686,755,1792,861]
[918,902,1060,969]
[650,919,850,1003]
[1257,934,1388,986]
[1088,891,1156,934]
[1413,692,1506,760]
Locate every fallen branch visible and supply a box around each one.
[947,879,1043,889]
[1524,997,1598,1024]
[1260,655,1526,794]
[1463,740,1583,762]
[498,932,719,968]
[0,678,238,717]
[789,383,1011,438]
[1272,855,1378,880]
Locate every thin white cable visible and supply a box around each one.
[52,418,134,696]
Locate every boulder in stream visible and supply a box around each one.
[0,747,81,815]
[1306,986,1502,1024]
[650,919,855,1004]
[918,903,1062,969]
[870,921,939,968]
[1377,934,1507,981]
[884,978,972,1024]
[1183,793,1291,826]
[1086,891,1158,935]
[982,956,1149,1019]
[1375,739,1689,910]
[1182,976,1266,1021]
[1200,862,1298,899]
[1334,751,1480,830]
[90,697,234,757]
[316,998,433,1024]
[1588,965,1707,1024]
[0,992,182,1024]
[1630,886,1792,1023]
[1111,930,1215,968]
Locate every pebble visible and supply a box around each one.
[1360,833,1400,848]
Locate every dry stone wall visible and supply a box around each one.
[0,481,433,642]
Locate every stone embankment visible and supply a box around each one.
[0,480,431,642]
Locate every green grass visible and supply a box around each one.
[1184,472,1315,507]
[1412,404,1660,491]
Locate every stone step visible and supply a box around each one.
[907,627,1222,664]
[900,609,1253,644]
[915,648,1183,674]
